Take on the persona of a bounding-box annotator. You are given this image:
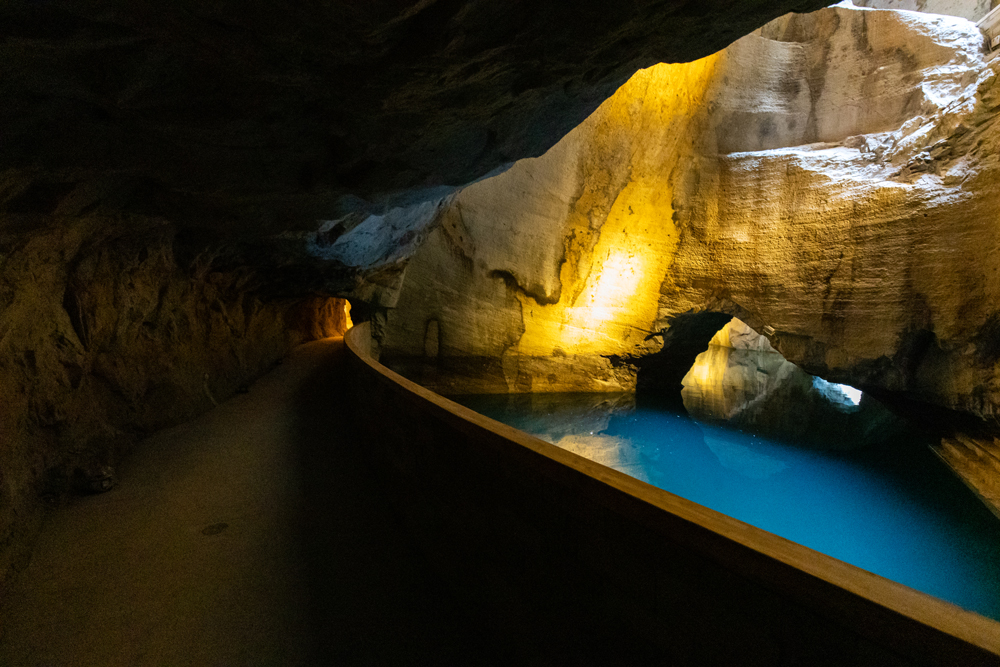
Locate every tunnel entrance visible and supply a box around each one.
[635,311,734,392]
[316,297,353,337]
[290,297,353,340]
[336,298,353,333]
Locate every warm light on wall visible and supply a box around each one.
[576,248,647,329]
[343,299,354,330]
[512,55,721,359]
[543,245,652,354]
[685,343,727,388]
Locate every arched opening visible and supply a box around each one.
[679,317,880,450]
[288,296,354,340]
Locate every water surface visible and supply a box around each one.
[451,347,1000,621]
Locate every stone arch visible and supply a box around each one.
[637,311,735,391]
[636,295,780,393]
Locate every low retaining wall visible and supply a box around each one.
[345,322,1000,665]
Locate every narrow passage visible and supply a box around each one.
[0,338,491,665]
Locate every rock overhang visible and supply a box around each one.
[373,4,1000,428]
[0,0,838,239]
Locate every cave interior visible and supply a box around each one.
[3,0,1000,663]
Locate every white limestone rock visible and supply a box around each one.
[380,5,1000,423]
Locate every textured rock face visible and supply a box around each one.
[379,5,1000,426]
[706,318,776,351]
[0,217,345,587]
[853,0,993,22]
[0,0,831,236]
[933,433,1000,519]
[667,9,1000,418]
[2,0,849,592]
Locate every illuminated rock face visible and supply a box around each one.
[2,0,843,589]
[852,0,992,21]
[380,57,723,391]
[707,318,775,352]
[380,5,1000,425]
[668,9,1000,419]
[681,319,900,451]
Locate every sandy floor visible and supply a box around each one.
[0,338,488,665]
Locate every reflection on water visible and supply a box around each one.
[681,344,899,451]
[451,352,1000,620]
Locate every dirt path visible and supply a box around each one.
[0,338,488,665]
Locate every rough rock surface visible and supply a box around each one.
[2,0,848,593]
[707,318,777,351]
[0,216,347,589]
[0,0,831,236]
[933,433,1000,519]
[681,324,900,450]
[853,0,993,22]
[379,4,1000,427]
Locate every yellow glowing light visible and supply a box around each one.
[343,300,353,330]
[558,246,652,352]
[510,54,722,358]
[684,344,729,388]
[514,179,669,357]
[582,250,644,325]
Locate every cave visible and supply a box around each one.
[3,0,1000,663]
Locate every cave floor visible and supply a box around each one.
[0,337,495,666]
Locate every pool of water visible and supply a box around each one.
[450,347,1000,621]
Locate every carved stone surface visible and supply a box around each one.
[380,5,1000,427]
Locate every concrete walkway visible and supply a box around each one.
[0,338,491,665]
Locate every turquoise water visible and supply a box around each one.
[451,371,1000,621]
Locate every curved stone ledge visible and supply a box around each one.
[345,322,1000,664]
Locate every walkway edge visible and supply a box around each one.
[346,323,1000,663]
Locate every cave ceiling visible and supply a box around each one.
[0,0,833,241]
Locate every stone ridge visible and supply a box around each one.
[934,434,1000,520]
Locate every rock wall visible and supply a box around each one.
[670,9,1000,418]
[706,318,776,352]
[379,5,1000,426]
[852,0,994,22]
[0,215,346,590]
[1,0,847,598]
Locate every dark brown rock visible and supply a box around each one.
[0,216,339,589]
[0,0,832,236]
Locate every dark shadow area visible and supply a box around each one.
[636,311,733,391]
[342,349,676,665]
[865,386,1000,439]
[290,339,510,665]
